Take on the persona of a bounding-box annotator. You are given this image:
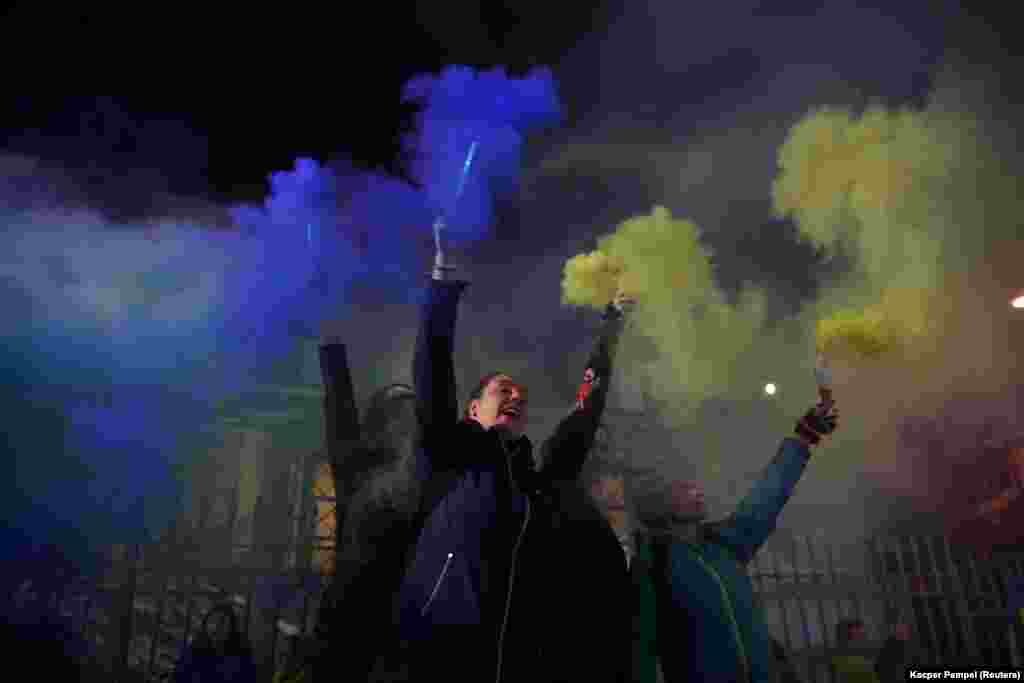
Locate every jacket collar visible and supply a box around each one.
[454,419,535,482]
[646,519,710,544]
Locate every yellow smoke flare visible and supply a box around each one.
[561,250,625,309]
[562,207,773,428]
[815,287,936,362]
[562,206,708,309]
[816,286,935,359]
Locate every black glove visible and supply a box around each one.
[795,402,838,447]
[602,302,623,321]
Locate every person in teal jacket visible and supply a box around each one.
[647,397,838,683]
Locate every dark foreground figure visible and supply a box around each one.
[0,617,86,680]
[396,278,630,683]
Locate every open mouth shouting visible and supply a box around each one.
[497,403,523,422]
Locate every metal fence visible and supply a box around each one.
[750,533,1024,681]
[49,443,338,683]
[35,441,1024,683]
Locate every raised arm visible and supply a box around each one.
[412,279,469,478]
[319,341,363,489]
[538,302,626,482]
[714,438,811,563]
[715,403,838,563]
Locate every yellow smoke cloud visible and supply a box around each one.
[561,250,625,309]
[772,105,956,266]
[815,287,936,362]
[772,102,1011,363]
[562,207,701,309]
[562,207,775,429]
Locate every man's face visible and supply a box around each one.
[469,374,528,436]
[669,480,707,520]
[849,624,866,642]
[590,475,626,513]
[894,623,911,641]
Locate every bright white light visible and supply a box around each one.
[764,383,777,396]
[1012,294,1024,309]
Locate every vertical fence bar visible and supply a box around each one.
[788,535,816,681]
[269,584,284,681]
[227,484,241,569]
[923,536,958,662]
[891,536,920,659]
[804,534,832,654]
[943,536,979,663]
[908,535,941,664]
[965,547,990,664]
[146,570,171,676]
[116,543,140,681]
[179,573,196,665]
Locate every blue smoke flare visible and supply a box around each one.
[402,66,563,240]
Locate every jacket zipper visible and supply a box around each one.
[495,445,531,683]
[421,552,454,616]
[683,544,750,682]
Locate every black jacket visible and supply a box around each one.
[313,344,419,683]
[396,279,625,683]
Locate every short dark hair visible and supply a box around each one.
[465,372,509,418]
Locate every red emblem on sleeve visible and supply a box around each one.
[576,367,597,410]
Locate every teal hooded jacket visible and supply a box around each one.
[652,437,812,683]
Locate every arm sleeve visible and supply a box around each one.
[538,305,625,482]
[715,437,811,563]
[412,280,468,481]
[318,341,368,509]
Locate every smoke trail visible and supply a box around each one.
[402,65,563,240]
[0,150,434,574]
[769,56,1024,502]
[562,206,786,445]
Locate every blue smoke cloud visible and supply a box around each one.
[0,160,431,578]
[0,68,564,578]
[402,66,563,240]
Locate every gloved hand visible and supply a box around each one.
[795,400,838,447]
[612,290,636,314]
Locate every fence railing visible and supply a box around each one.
[750,533,1024,682]
[33,531,1024,683]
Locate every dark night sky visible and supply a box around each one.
[0,1,1016,211]
[0,0,613,206]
